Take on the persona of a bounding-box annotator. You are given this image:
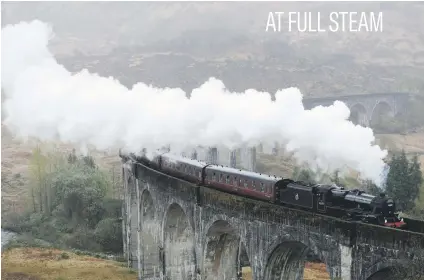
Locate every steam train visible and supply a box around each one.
[126,150,406,229]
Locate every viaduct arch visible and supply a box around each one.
[121,158,424,280]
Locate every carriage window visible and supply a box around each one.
[198,171,202,178]
[234,177,238,186]
[252,181,256,190]
[260,183,265,192]
[244,180,248,188]
[212,173,216,181]
[239,179,242,186]
[219,173,223,182]
[226,175,230,184]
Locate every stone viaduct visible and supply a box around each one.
[302,92,411,127]
[121,156,424,280]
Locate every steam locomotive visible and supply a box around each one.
[127,150,406,229]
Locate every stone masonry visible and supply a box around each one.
[303,93,411,127]
[121,158,424,280]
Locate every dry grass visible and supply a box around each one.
[1,248,329,280]
[303,262,331,280]
[241,263,330,280]
[1,247,137,280]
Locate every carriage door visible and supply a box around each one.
[317,193,326,213]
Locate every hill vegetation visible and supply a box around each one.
[2,145,123,255]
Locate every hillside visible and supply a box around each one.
[2,2,424,95]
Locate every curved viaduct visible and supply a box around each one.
[121,158,424,280]
[302,93,411,127]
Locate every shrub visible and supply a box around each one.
[60,228,102,252]
[102,198,122,219]
[2,212,33,233]
[94,218,123,253]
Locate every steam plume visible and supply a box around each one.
[1,20,388,185]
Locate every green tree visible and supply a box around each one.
[386,150,422,211]
[29,146,52,214]
[49,162,110,226]
[411,183,424,219]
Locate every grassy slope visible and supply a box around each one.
[1,247,328,280]
[1,248,137,280]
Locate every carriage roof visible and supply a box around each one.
[162,153,282,182]
[206,164,282,182]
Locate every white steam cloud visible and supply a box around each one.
[1,20,388,185]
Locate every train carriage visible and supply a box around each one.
[161,153,207,185]
[204,165,279,202]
